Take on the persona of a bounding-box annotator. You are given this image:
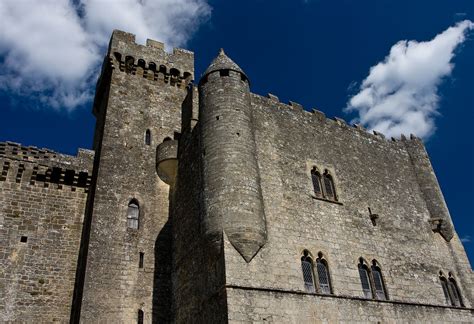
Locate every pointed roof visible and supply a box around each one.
[203,48,247,78]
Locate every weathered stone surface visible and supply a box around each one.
[0,30,473,323]
[199,51,267,263]
[156,139,178,185]
[77,30,193,323]
[0,143,93,323]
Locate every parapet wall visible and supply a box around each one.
[0,142,94,191]
[0,142,92,322]
[252,92,415,146]
[108,30,194,86]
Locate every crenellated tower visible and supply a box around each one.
[73,30,193,323]
[198,49,267,262]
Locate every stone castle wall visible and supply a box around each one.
[0,29,472,323]
[0,142,93,322]
[221,93,473,322]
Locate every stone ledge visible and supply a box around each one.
[226,285,473,311]
[310,194,343,205]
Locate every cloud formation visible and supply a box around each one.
[460,235,471,243]
[345,20,473,139]
[0,0,210,110]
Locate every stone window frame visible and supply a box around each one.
[358,257,373,299]
[315,252,333,295]
[300,249,333,295]
[126,196,145,231]
[310,166,323,198]
[370,259,389,301]
[306,162,342,204]
[356,258,389,301]
[439,271,464,307]
[301,249,316,293]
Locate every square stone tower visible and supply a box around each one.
[75,30,193,323]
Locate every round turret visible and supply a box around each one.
[200,49,249,85]
[198,49,266,263]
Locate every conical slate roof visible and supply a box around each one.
[203,49,247,78]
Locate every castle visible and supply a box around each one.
[0,30,473,323]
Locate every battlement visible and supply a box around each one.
[252,92,422,146]
[108,30,194,84]
[0,141,94,170]
[0,142,94,192]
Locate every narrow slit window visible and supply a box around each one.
[359,262,373,299]
[311,167,323,198]
[139,252,144,269]
[145,129,151,145]
[316,257,332,294]
[127,200,139,229]
[138,309,144,324]
[371,264,387,300]
[301,250,316,293]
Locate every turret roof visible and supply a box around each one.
[203,49,247,77]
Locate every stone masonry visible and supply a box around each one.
[0,30,473,323]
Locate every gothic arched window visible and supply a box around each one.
[311,167,323,198]
[323,170,337,201]
[358,258,373,299]
[439,273,451,305]
[127,199,139,229]
[145,129,151,145]
[447,273,463,307]
[301,250,316,293]
[371,261,387,300]
[316,254,332,294]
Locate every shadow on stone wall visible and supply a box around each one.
[152,219,172,323]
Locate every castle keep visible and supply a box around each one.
[0,30,473,323]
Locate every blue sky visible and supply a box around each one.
[0,0,473,263]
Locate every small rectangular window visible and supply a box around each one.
[20,236,28,243]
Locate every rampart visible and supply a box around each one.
[0,142,94,322]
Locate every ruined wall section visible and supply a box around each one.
[79,30,193,323]
[223,93,473,321]
[0,142,93,322]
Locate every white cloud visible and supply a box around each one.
[460,235,471,243]
[345,20,474,139]
[0,0,211,110]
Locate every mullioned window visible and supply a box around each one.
[301,250,333,295]
[310,166,338,202]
